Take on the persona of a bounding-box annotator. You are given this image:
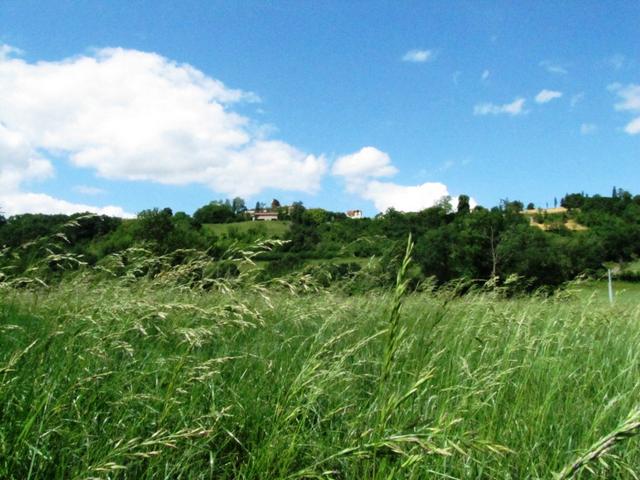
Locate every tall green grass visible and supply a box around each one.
[1,249,640,478]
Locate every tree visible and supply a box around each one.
[457,195,470,215]
[305,208,329,225]
[435,196,454,214]
[501,199,524,213]
[526,202,535,210]
[290,202,305,223]
[135,208,174,245]
[232,197,246,214]
[497,224,565,287]
[561,193,585,209]
[0,213,69,247]
[193,202,236,224]
[271,198,281,209]
[415,226,456,282]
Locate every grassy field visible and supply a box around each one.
[1,260,640,478]
[620,259,640,277]
[572,278,640,306]
[203,220,291,239]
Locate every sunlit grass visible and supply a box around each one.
[1,246,640,478]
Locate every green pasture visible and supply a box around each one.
[571,279,640,306]
[203,220,291,239]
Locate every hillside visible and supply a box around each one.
[203,220,291,239]
[1,190,640,289]
[522,207,588,231]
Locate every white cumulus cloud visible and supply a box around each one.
[609,83,640,135]
[332,147,470,212]
[625,117,640,135]
[0,192,133,217]
[332,147,397,180]
[473,98,526,116]
[535,89,563,104]
[0,119,131,217]
[361,180,454,212]
[0,124,53,193]
[0,45,327,216]
[402,49,433,63]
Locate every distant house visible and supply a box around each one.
[250,210,279,221]
[346,209,363,219]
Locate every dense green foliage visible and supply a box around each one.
[2,189,640,289]
[1,251,640,478]
[193,198,247,225]
[1,213,640,477]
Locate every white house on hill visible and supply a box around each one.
[250,211,279,221]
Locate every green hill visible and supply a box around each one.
[203,220,291,238]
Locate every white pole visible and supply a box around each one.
[608,269,614,305]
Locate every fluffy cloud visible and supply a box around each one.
[0,192,133,217]
[332,147,397,180]
[535,89,563,104]
[0,124,53,193]
[611,83,640,111]
[402,49,433,63]
[0,46,326,216]
[625,117,640,135]
[0,120,131,216]
[0,44,21,59]
[332,147,469,212]
[360,180,454,212]
[609,83,640,135]
[473,98,526,116]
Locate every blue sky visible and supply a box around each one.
[0,1,638,217]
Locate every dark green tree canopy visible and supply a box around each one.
[457,195,470,215]
[193,202,238,224]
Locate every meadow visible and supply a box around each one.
[203,220,291,240]
[1,243,640,479]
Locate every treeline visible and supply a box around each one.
[1,190,640,289]
[272,193,640,288]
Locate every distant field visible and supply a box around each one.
[622,259,640,274]
[203,220,291,238]
[569,279,640,305]
[522,209,588,231]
